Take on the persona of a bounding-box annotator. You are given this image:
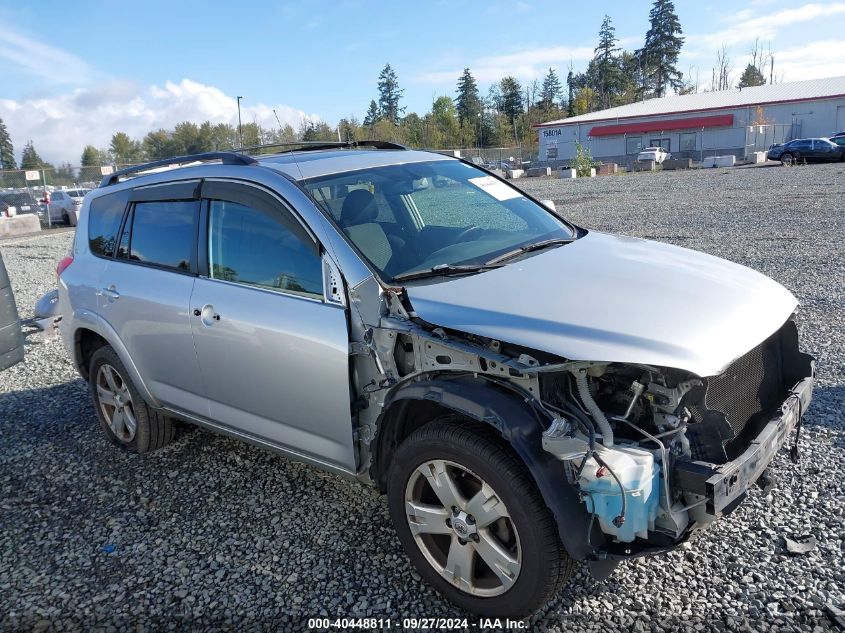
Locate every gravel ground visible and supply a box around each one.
[1,163,844,632]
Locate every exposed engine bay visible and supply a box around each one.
[354,287,814,558]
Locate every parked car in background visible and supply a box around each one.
[0,191,41,219]
[767,138,845,165]
[636,146,670,163]
[56,145,814,617]
[48,189,91,225]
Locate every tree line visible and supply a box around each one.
[0,0,777,180]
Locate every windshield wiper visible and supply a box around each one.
[485,237,575,265]
[392,263,502,283]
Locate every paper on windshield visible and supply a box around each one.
[468,176,523,201]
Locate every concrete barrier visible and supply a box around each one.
[526,167,552,177]
[630,160,656,172]
[588,168,596,178]
[0,214,41,239]
[506,169,524,179]
[751,152,767,164]
[596,163,618,176]
[557,168,576,179]
[662,158,693,171]
[702,155,736,168]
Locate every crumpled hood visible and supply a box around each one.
[404,231,797,377]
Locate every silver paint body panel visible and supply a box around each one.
[405,231,797,377]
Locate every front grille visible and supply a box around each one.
[686,322,791,462]
[704,335,784,436]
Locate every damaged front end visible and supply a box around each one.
[538,318,814,559]
[352,277,813,567]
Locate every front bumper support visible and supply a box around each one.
[673,374,814,517]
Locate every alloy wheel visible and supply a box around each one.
[782,154,793,166]
[96,363,137,442]
[404,459,521,597]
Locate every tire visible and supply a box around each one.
[781,153,794,166]
[387,418,573,618]
[88,345,174,453]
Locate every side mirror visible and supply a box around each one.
[540,199,556,212]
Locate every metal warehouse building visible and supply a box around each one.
[536,75,845,165]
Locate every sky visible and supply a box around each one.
[2,0,845,165]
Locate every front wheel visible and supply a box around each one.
[781,153,794,166]
[387,419,572,618]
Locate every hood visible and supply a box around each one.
[404,231,797,377]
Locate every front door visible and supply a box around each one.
[190,181,355,471]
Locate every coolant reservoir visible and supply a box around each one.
[579,443,660,543]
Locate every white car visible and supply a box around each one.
[636,147,671,163]
[48,189,90,225]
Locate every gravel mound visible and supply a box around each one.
[1,164,843,631]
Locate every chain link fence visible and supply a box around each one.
[432,147,539,171]
[0,165,112,228]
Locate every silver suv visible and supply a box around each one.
[57,144,814,617]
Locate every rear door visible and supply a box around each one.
[98,181,207,415]
[190,180,355,471]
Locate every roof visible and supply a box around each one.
[536,75,845,128]
[260,148,449,180]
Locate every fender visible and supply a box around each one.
[68,307,160,408]
[374,373,614,569]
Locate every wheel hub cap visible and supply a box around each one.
[404,459,521,597]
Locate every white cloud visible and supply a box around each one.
[769,40,845,81]
[0,79,320,165]
[687,2,845,49]
[414,45,594,85]
[0,25,94,84]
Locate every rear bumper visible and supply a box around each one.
[674,371,814,517]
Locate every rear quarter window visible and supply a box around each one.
[88,189,131,258]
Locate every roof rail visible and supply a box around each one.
[99,152,257,187]
[235,139,407,156]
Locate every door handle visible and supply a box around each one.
[100,287,120,300]
[195,304,221,323]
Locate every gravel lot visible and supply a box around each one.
[1,163,843,632]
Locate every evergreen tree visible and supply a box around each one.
[566,71,576,116]
[594,15,621,108]
[499,76,524,125]
[21,141,45,170]
[538,68,562,112]
[455,68,482,126]
[363,100,380,127]
[0,118,15,170]
[637,0,685,97]
[737,64,766,88]
[377,63,404,125]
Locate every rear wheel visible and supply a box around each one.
[781,153,794,166]
[387,419,572,617]
[88,345,174,453]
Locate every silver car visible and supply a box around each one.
[57,144,814,617]
[48,188,90,225]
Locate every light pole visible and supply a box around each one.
[236,96,244,147]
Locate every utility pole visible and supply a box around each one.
[237,96,244,147]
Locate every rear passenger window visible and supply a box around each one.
[127,201,198,271]
[88,189,131,258]
[207,200,322,298]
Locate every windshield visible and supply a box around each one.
[303,160,575,281]
[66,189,88,198]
